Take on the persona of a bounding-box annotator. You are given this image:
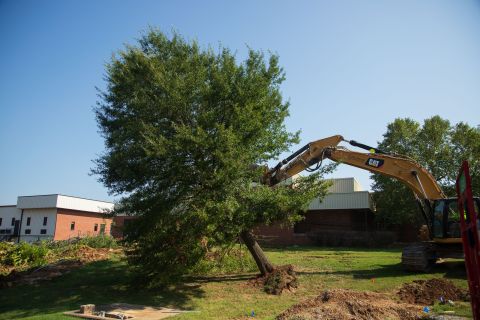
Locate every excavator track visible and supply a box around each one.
[401,242,436,272]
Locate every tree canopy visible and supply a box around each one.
[372,115,480,226]
[94,30,329,283]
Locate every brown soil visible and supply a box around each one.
[64,246,119,263]
[277,289,423,320]
[398,278,470,305]
[0,246,120,288]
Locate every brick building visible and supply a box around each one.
[255,177,378,246]
[110,215,137,238]
[0,194,114,242]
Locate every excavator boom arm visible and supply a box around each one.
[266,135,445,201]
[326,149,444,200]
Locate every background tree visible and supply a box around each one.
[94,30,330,283]
[372,116,480,226]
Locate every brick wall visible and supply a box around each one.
[54,209,112,240]
[111,216,137,238]
[295,209,374,233]
[255,209,379,246]
[255,223,315,246]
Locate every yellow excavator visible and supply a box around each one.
[263,135,480,271]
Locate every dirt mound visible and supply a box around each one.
[277,289,422,320]
[398,278,469,305]
[70,246,117,263]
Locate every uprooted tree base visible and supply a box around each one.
[263,264,298,294]
[249,264,299,295]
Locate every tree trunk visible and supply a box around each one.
[240,230,274,276]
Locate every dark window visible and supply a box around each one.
[99,224,106,234]
[25,229,31,234]
[11,217,15,226]
[43,217,48,226]
[40,229,47,235]
[94,224,98,232]
[26,217,31,226]
[70,222,75,231]
[433,201,445,238]
[0,218,2,226]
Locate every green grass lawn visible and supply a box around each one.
[0,247,472,320]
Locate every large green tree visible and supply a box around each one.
[94,30,329,283]
[372,116,480,226]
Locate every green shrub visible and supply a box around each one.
[77,235,118,248]
[0,242,50,267]
[45,235,118,250]
[0,242,16,264]
[190,246,257,275]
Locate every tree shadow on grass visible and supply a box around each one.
[264,246,402,254]
[297,260,466,280]
[191,273,256,284]
[0,259,205,319]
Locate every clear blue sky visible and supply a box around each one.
[1,0,480,204]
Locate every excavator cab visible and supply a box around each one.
[402,198,480,271]
[431,198,480,240]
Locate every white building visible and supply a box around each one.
[309,177,373,210]
[0,194,114,243]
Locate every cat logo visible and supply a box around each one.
[366,158,384,168]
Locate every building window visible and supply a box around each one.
[43,217,48,226]
[40,229,47,235]
[26,217,31,226]
[99,224,106,235]
[11,217,15,226]
[70,222,75,231]
[94,224,98,232]
[0,218,2,226]
[25,229,31,235]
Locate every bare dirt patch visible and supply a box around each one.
[398,278,470,305]
[276,289,423,320]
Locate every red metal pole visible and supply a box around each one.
[456,160,480,319]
